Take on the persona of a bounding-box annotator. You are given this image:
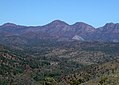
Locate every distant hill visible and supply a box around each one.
[0,20,119,46]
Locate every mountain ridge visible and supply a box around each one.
[0,20,119,44]
[1,20,119,28]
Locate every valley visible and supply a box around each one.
[1,40,119,85]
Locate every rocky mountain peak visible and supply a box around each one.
[2,23,17,27]
[103,23,115,29]
[72,22,95,32]
[50,20,69,26]
[102,23,119,29]
[72,22,88,26]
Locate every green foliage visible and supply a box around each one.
[1,41,119,84]
[99,77,108,85]
[0,79,8,85]
[70,79,83,85]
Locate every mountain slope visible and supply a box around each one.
[95,23,119,42]
[1,40,119,84]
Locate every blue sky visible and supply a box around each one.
[0,0,119,27]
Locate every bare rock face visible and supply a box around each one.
[72,35,84,41]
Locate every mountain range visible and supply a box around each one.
[1,20,119,85]
[0,20,119,45]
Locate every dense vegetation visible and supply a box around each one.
[1,40,119,85]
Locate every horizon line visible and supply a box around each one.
[0,19,119,28]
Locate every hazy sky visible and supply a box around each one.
[0,0,119,27]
